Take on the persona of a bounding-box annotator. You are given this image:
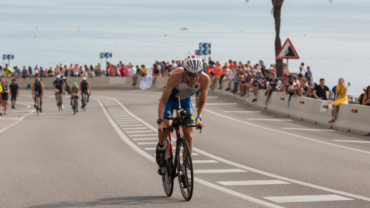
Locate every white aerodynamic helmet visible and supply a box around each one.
[82,77,87,81]
[183,55,203,77]
[56,75,61,79]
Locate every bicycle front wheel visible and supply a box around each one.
[162,137,174,197]
[176,138,194,201]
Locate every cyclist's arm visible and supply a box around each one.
[31,84,35,96]
[61,83,64,94]
[41,83,45,96]
[87,81,91,92]
[158,71,179,120]
[197,73,210,118]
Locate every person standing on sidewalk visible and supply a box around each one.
[9,79,19,109]
[1,80,9,115]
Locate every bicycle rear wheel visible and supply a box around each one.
[175,138,194,201]
[162,137,174,197]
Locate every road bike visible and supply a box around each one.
[35,92,40,116]
[56,91,62,111]
[82,91,89,111]
[160,108,202,201]
[72,94,78,115]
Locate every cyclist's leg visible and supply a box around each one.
[33,92,37,105]
[60,90,63,103]
[76,95,79,108]
[182,99,195,153]
[159,100,175,146]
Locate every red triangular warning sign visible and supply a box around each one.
[276,38,300,59]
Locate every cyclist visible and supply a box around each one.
[62,76,68,94]
[156,55,209,173]
[70,82,80,112]
[53,75,64,107]
[79,77,91,108]
[31,78,45,112]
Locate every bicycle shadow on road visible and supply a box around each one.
[28,196,187,208]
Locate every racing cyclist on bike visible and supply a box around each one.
[79,77,91,109]
[53,75,64,107]
[70,82,80,112]
[31,78,45,112]
[156,55,209,171]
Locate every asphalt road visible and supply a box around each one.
[1,89,370,208]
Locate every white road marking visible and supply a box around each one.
[119,124,144,127]
[126,130,153,134]
[118,122,140,124]
[113,115,131,118]
[223,111,261,113]
[248,118,292,121]
[333,140,370,143]
[282,128,335,131]
[133,138,158,141]
[7,110,34,113]
[217,180,290,186]
[0,109,36,134]
[0,117,21,121]
[192,160,219,164]
[206,103,237,106]
[206,108,370,157]
[206,96,218,98]
[116,120,136,122]
[103,98,366,207]
[115,118,134,120]
[129,134,158,137]
[194,169,247,174]
[123,127,148,130]
[137,142,158,145]
[264,194,353,203]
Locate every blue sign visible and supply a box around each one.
[100,52,112,59]
[3,54,14,60]
[199,43,211,55]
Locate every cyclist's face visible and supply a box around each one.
[186,75,198,85]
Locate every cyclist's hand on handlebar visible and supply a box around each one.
[158,122,166,133]
[195,118,204,130]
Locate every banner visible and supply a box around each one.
[140,76,153,90]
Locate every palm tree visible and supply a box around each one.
[246,0,332,77]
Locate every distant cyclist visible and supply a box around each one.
[156,55,209,170]
[79,77,91,109]
[53,75,64,106]
[62,76,69,94]
[70,82,80,112]
[31,78,45,112]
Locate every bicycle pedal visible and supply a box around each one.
[157,168,165,176]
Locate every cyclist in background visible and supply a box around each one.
[70,82,80,112]
[62,76,69,95]
[31,78,44,112]
[156,55,209,170]
[53,75,64,107]
[79,77,91,109]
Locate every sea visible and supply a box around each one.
[1,0,370,96]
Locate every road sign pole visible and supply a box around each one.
[286,59,289,71]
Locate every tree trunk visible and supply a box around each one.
[272,0,284,77]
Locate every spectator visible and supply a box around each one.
[141,65,147,77]
[293,82,303,97]
[48,67,54,77]
[152,64,161,87]
[230,69,241,94]
[0,82,2,115]
[298,66,305,77]
[21,66,29,78]
[362,86,370,106]
[329,78,348,123]
[208,57,215,66]
[129,65,137,86]
[305,75,315,97]
[95,65,102,77]
[252,72,264,102]
[291,75,298,85]
[264,72,279,109]
[313,78,332,100]
[9,79,19,109]
[33,66,40,78]
[300,78,309,96]
[4,64,13,77]
[225,65,235,91]
[218,66,228,89]
[356,88,367,105]
[279,73,289,94]
[0,66,2,77]
[282,63,290,74]
[14,66,21,77]
[28,66,33,77]
[119,64,125,77]
[306,66,312,77]
[301,62,306,71]
[1,80,9,115]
